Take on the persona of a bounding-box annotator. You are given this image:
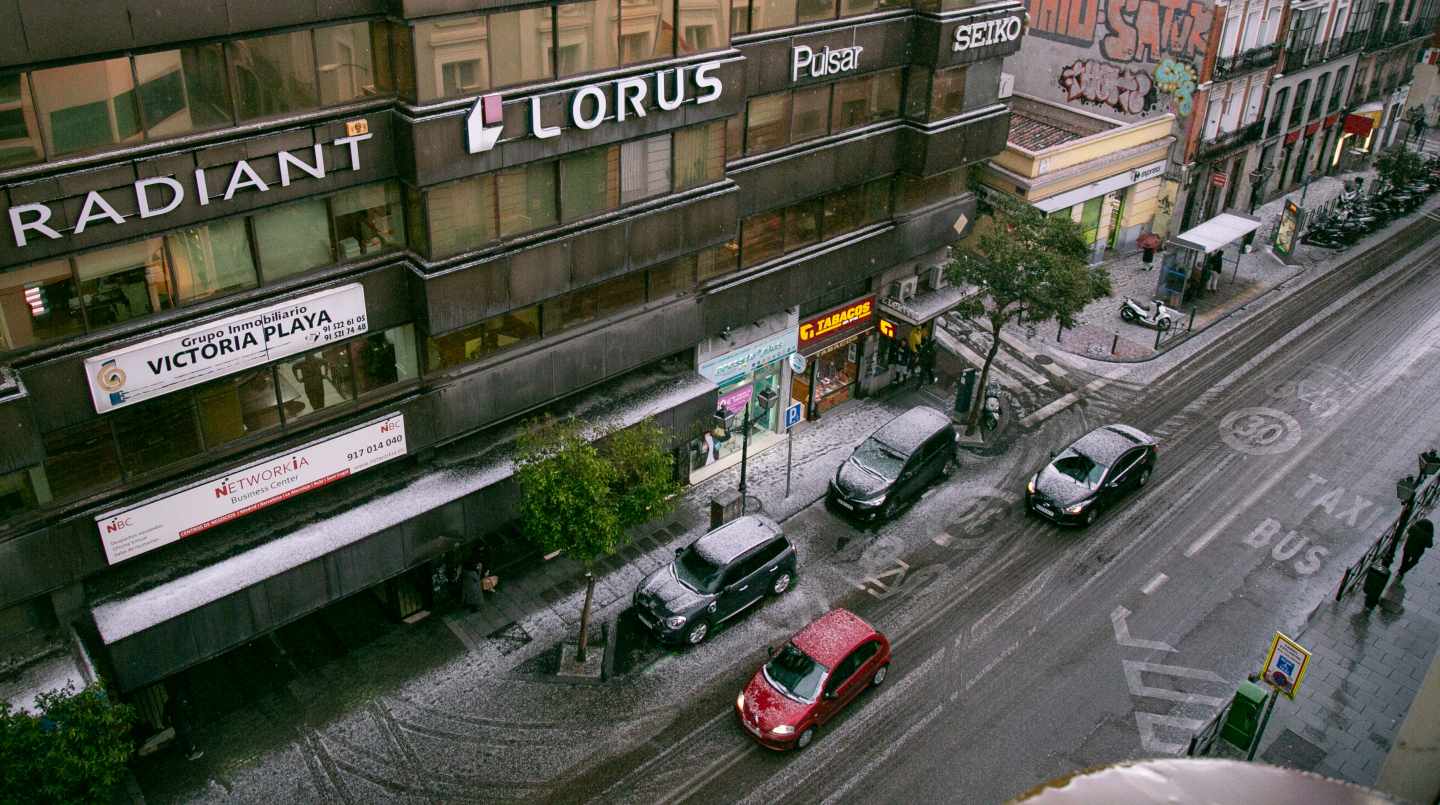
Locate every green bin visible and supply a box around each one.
[1220,680,1269,749]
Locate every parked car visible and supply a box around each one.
[828,406,957,521]
[632,515,797,646]
[1026,424,1157,527]
[735,608,891,750]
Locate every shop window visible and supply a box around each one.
[229,31,320,122]
[543,272,647,333]
[279,345,359,421]
[930,66,967,120]
[673,121,725,190]
[489,8,555,88]
[498,162,560,236]
[749,0,798,30]
[315,22,377,105]
[165,218,258,305]
[562,145,622,221]
[822,183,866,238]
[0,467,46,519]
[678,0,730,52]
[254,198,335,281]
[745,92,792,154]
[620,135,673,203]
[427,307,541,368]
[741,210,784,267]
[0,259,84,351]
[112,394,204,476]
[72,238,175,328]
[621,0,675,64]
[791,84,831,143]
[40,421,121,502]
[725,113,743,161]
[195,369,282,447]
[347,324,419,395]
[134,45,233,138]
[559,1,620,77]
[30,58,141,156]
[332,182,405,259]
[413,16,491,101]
[697,239,739,281]
[783,199,822,251]
[649,253,698,298]
[832,70,901,132]
[896,168,967,213]
[0,73,42,168]
[428,174,498,257]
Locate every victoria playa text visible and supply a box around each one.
[154,307,338,375]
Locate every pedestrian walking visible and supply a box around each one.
[461,560,484,612]
[894,343,913,387]
[168,682,203,761]
[1399,518,1434,577]
[918,337,938,387]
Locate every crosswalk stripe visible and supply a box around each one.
[936,329,1025,390]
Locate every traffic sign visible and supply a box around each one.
[784,402,803,430]
[1260,631,1311,700]
[789,352,807,373]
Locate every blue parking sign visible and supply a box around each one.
[784,402,803,430]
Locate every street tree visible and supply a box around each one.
[1376,145,1426,190]
[946,197,1110,432]
[0,682,137,803]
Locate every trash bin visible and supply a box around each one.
[710,490,743,530]
[954,368,978,416]
[1220,680,1269,751]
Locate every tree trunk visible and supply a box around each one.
[966,317,1004,434]
[576,570,596,663]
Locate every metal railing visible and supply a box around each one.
[1212,43,1280,80]
[1198,120,1265,159]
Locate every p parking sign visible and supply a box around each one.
[1260,631,1311,699]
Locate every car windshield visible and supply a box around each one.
[763,643,829,703]
[1052,450,1107,488]
[674,547,724,593]
[852,439,906,480]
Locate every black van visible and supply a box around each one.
[827,406,958,521]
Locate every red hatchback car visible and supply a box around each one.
[735,608,892,750]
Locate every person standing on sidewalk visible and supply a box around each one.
[1399,518,1434,577]
[918,337,938,388]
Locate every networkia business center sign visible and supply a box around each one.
[85,284,367,414]
[96,412,407,564]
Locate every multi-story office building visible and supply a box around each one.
[0,0,1018,712]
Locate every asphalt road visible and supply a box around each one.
[553,213,1440,804]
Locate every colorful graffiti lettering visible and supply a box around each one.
[1028,0,1212,64]
[1058,59,1158,116]
[1152,57,1197,116]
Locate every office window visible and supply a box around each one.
[0,467,45,519]
[41,421,121,502]
[896,168,967,213]
[798,0,837,22]
[913,0,975,10]
[833,70,902,131]
[498,162,560,236]
[697,240,739,280]
[620,135,673,203]
[428,175,497,257]
[679,0,730,52]
[841,0,907,14]
[0,72,42,168]
[649,253,698,298]
[0,259,84,351]
[348,325,419,395]
[30,58,141,155]
[930,66,967,120]
[562,145,621,221]
[333,182,405,259]
[428,307,541,368]
[280,345,358,421]
[745,92,792,154]
[822,183,866,238]
[559,1,620,77]
[543,271,647,333]
[673,121,725,189]
[195,369,281,447]
[750,0,798,30]
[863,177,891,223]
[254,198,334,281]
[229,30,320,121]
[72,238,175,328]
[413,17,491,101]
[791,84,830,142]
[113,394,204,476]
[784,200,822,250]
[315,23,377,105]
[725,113,743,160]
[166,218,258,305]
[134,45,233,138]
[490,7,555,87]
[741,210,784,266]
[621,0,675,63]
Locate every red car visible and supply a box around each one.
[735,608,891,750]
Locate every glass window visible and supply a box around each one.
[498,162,559,236]
[347,324,419,395]
[750,0,798,30]
[697,240,738,281]
[0,467,46,519]
[0,259,84,351]
[863,177,891,223]
[0,73,43,168]
[490,7,555,88]
[41,421,121,502]
[135,45,233,137]
[841,0,907,14]
[798,0,837,23]
[673,121,725,190]
[621,0,675,64]
[279,344,358,421]
[678,0,730,52]
[784,200,821,250]
[72,238,175,328]
[31,58,141,156]
[833,70,902,131]
[543,272,647,333]
[254,198,334,281]
[428,175,497,256]
[648,253,698,298]
[741,210,784,267]
[620,134,673,203]
[229,31,319,121]
[315,22,376,105]
[930,66,967,120]
[822,183,866,238]
[745,92,792,154]
[791,84,831,142]
[725,113,742,161]
[428,307,541,368]
[166,218,257,305]
[896,169,965,213]
[195,369,281,447]
[561,145,621,221]
[332,182,405,259]
[113,394,203,476]
[731,0,751,34]
[413,16,491,101]
[559,1,620,77]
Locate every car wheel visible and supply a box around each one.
[1137,467,1152,487]
[796,726,816,750]
[881,498,899,520]
[871,664,889,687]
[771,571,793,596]
[1083,508,1097,527]
[685,620,709,645]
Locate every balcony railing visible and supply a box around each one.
[1197,120,1265,159]
[1340,28,1369,53]
[1283,40,1335,70]
[1212,43,1280,80]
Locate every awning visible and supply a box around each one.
[1344,114,1375,136]
[1173,212,1263,254]
[1305,120,1321,137]
[1285,129,1300,144]
[878,285,970,326]
[1032,160,1168,213]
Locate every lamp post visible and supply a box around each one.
[737,387,779,509]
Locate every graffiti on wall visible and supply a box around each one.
[1029,0,1212,63]
[1059,60,1158,115]
[1153,58,1198,116]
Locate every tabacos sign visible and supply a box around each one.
[799,296,875,349]
[467,61,724,154]
[952,16,1024,52]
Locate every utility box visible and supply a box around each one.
[710,490,743,530]
[954,368,978,416]
[1220,680,1269,750]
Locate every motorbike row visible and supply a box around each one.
[1301,159,1440,250]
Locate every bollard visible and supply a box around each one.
[1189,306,1197,331]
[1111,330,1120,355]
[1154,325,1163,350]
[1056,323,1063,343]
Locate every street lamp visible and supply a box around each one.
[737,387,779,508]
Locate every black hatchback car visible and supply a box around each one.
[633,515,797,646]
[1026,424,1157,527]
[828,406,958,521]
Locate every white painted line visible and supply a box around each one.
[1121,660,1229,706]
[938,331,1024,390]
[1111,606,1175,653]
[1136,712,1209,755]
[820,705,946,805]
[1019,391,1081,428]
[1141,573,1169,595]
[997,329,1070,378]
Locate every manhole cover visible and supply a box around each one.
[1034,354,1054,365]
[1085,344,1108,357]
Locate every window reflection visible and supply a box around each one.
[428,307,542,368]
[543,272,647,333]
[0,260,84,350]
[31,58,142,156]
[621,0,675,64]
[72,239,175,327]
[333,183,404,259]
[134,45,233,137]
[254,198,334,281]
[679,0,730,52]
[280,346,358,421]
[750,0,798,30]
[229,31,320,121]
[490,8,555,88]
[315,23,377,105]
[558,1,620,76]
[0,73,42,168]
[166,218,257,305]
[195,369,282,446]
[414,17,491,101]
[41,421,121,502]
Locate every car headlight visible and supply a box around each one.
[771,724,795,735]
[665,615,687,630]
[1027,475,1036,494]
[1064,500,1091,515]
[858,493,888,507]
[736,692,746,710]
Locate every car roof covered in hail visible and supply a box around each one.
[790,608,878,666]
[693,514,781,567]
[1070,424,1154,466]
[871,406,951,455]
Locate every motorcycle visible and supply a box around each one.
[1120,297,1178,330]
[980,382,1002,432]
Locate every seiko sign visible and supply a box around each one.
[466,61,724,154]
[791,45,863,82]
[952,16,1023,52]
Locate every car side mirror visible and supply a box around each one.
[766,645,777,659]
[1049,450,1057,459]
[675,547,684,556]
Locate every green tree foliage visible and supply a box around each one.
[948,198,1111,430]
[602,418,683,530]
[1376,146,1426,190]
[0,682,137,804]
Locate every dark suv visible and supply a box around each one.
[633,515,798,645]
[828,406,958,521]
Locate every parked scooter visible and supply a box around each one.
[980,382,1002,432]
[1120,297,1178,330]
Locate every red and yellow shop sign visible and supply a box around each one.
[799,296,875,348]
[878,317,896,338]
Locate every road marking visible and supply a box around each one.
[1019,368,1130,427]
[1111,606,1175,653]
[1121,660,1229,706]
[819,706,946,805]
[997,328,1070,378]
[1141,573,1169,595]
[1135,712,1209,755]
[937,330,1025,390]
[970,564,1060,643]
[932,531,953,546]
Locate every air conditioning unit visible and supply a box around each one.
[894,276,919,302]
[927,264,949,290]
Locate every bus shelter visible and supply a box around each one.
[1157,213,1262,306]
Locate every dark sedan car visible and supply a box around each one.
[632,515,797,645]
[1026,424,1157,527]
[828,406,957,521]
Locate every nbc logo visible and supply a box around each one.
[466,94,504,154]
